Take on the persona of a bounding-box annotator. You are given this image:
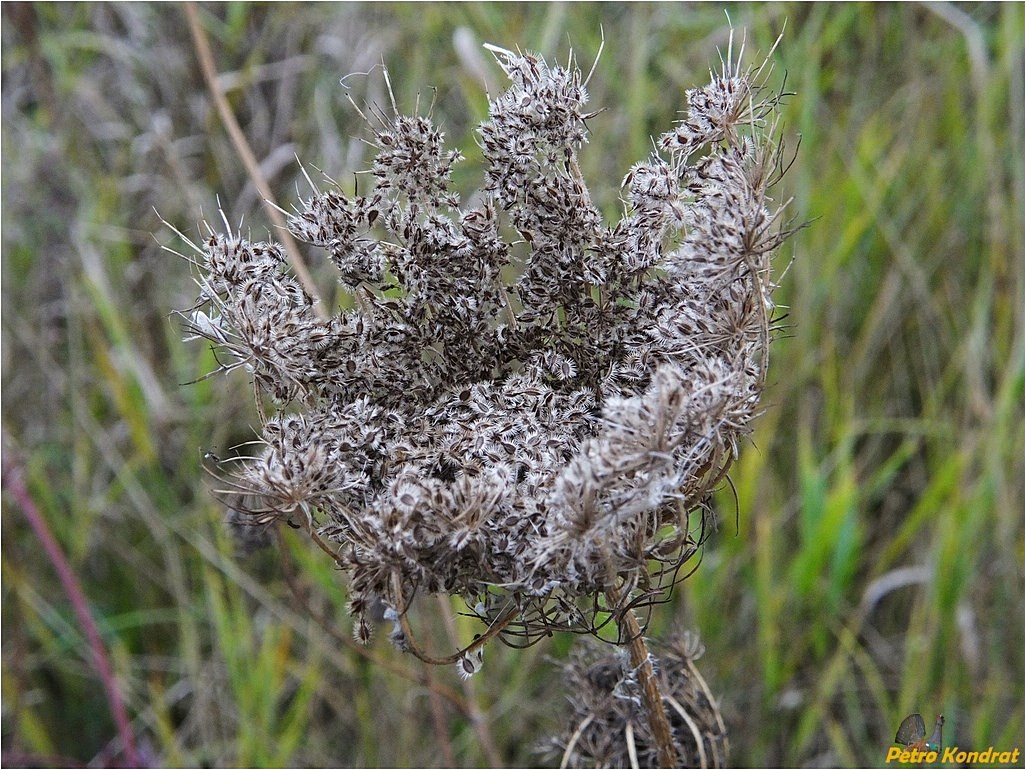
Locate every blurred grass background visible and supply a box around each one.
[1,2,1022,767]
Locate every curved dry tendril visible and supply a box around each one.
[390,572,519,666]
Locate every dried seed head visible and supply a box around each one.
[542,635,729,768]
[181,32,795,650]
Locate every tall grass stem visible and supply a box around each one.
[182,1,326,318]
[1,432,141,768]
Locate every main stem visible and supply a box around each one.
[608,588,679,768]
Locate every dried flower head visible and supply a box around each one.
[176,31,795,669]
[541,632,728,768]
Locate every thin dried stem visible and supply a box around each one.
[686,656,730,759]
[560,714,594,770]
[666,694,708,768]
[183,1,326,319]
[625,720,641,769]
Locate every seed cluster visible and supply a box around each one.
[180,40,793,654]
[542,633,729,768]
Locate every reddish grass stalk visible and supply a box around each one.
[2,441,140,768]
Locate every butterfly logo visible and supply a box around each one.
[895,713,945,752]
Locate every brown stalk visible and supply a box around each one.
[607,584,679,768]
[183,2,327,320]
